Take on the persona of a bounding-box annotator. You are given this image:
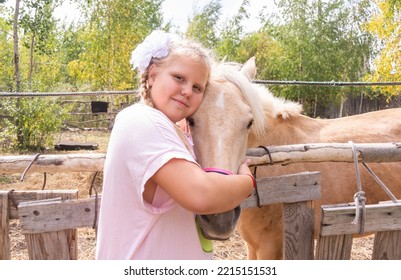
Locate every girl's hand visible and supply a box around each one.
[237,159,253,176]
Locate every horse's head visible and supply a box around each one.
[188,57,266,240]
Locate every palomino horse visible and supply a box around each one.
[190,57,401,259]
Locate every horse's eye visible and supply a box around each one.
[247,120,254,129]
[187,117,195,127]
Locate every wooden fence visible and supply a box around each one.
[1,142,401,260]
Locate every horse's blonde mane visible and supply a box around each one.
[256,84,303,120]
[212,62,302,136]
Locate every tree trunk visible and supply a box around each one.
[359,92,364,114]
[29,34,35,91]
[339,94,345,117]
[13,0,21,92]
[13,0,23,147]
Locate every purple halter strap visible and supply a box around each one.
[202,167,233,175]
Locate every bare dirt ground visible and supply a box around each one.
[1,130,373,260]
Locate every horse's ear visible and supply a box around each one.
[240,57,257,81]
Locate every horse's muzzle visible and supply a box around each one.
[197,167,241,240]
[196,206,241,240]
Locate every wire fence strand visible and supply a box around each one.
[252,80,401,86]
[0,90,139,97]
[1,80,401,97]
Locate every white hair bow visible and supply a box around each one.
[130,30,173,73]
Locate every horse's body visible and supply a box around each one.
[190,57,401,259]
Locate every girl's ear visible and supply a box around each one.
[148,64,157,86]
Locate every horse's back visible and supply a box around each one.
[320,108,401,142]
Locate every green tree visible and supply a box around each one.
[1,0,70,151]
[1,97,70,151]
[366,0,401,96]
[19,0,61,91]
[186,0,222,49]
[215,0,250,60]
[67,0,164,92]
[256,0,374,117]
[0,13,14,91]
[236,31,289,80]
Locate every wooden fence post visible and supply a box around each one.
[372,230,401,259]
[0,191,10,260]
[241,171,321,260]
[283,201,315,260]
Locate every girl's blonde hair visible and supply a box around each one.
[138,37,215,106]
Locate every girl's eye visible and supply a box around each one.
[174,75,184,81]
[193,85,203,93]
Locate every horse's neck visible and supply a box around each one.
[248,113,325,147]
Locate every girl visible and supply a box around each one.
[95,30,255,260]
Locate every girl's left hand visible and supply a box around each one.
[237,159,252,176]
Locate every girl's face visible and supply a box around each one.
[148,56,208,123]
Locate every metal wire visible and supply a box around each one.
[1,80,401,97]
[252,80,401,86]
[0,90,139,97]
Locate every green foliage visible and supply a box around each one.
[186,0,222,49]
[0,17,14,91]
[1,98,71,151]
[253,0,374,116]
[215,0,250,60]
[0,0,400,150]
[20,0,60,56]
[366,0,401,96]
[66,0,164,92]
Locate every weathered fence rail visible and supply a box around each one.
[1,142,400,174]
[0,153,105,173]
[246,142,401,166]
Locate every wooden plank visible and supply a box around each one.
[0,153,105,174]
[19,191,79,260]
[320,203,401,236]
[247,142,401,166]
[241,172,320,209]
[7,190,79,220]
[25,229,77,260]
[18,195,101,234]
[283,201,315,260]
[316,203,354,260]
[54,142,99,151]
[0,191,10,260]
[315,234,353,260]
[372,230,401,260]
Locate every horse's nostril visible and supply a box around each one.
[233,206,241,222]
[201,215,210,223]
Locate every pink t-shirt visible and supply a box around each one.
[95,103,211,260]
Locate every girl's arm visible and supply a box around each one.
[149,158,254,214]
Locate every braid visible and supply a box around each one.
[139,69,153,107]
